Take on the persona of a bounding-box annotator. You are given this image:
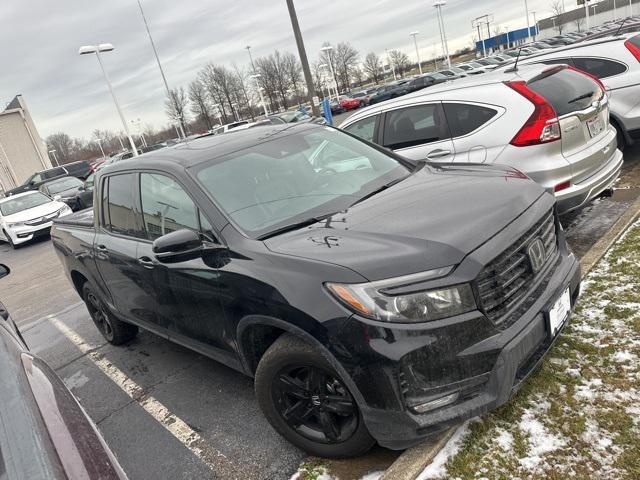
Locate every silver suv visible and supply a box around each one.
[341,63,623,214]
[500,33,640,149]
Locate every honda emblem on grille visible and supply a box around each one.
[527,238,546,273]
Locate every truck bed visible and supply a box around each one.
[53,208,94,228]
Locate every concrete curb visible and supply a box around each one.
[379,195,640,480]
[379,428,455,480]
[578,195,640,276]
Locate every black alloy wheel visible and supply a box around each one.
[3,230,16,250]
[85,288,114,341]
[273,364,358,444]
[255,334,374,458]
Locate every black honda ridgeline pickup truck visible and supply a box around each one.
[51,124,580,458]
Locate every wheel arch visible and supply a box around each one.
[609,112,631,148]
[236,315,367,407]
[70,270,89,296]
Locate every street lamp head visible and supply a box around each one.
[320,46,333,52]
[79,43,114,55]
[78,45,97,55]
[97,43,114,52]
[410,31,419,36]
[433,0,446,6]
[250,74,262,79]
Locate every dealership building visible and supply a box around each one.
[0,95,52,196]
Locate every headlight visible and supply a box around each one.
[6,222,24,228]
[59,205,73,215]
[325,268,476,323]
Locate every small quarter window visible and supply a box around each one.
[444,103,498,138]
[572,57,627,78]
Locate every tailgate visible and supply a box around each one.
[528,67,614,183]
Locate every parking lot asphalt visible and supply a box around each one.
[0,140,638,480]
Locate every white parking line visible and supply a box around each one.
[48,315,250,479]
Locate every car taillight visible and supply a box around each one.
[624,38,640,62]
[505,80,561,147]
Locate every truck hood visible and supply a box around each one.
[2,201,65,224]
[264,165,546,281]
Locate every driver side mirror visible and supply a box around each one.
[152,229,225,264]
[0,264,10,280]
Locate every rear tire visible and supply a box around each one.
[255,334,375,458]
[82,283,138,345]
[612,119,627,151]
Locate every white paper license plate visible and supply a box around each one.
[548,288,571,337]
[587,116,604,137]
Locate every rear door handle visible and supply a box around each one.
[137,257,156,269]
[426,149,452,160]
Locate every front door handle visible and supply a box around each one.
[96,244,108,252]
[426,149,452,160]
[137,257,156,269]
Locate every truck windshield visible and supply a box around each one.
[0,192,51,216]
[194,128,410,238]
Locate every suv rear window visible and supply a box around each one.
[572,57,627,78]
[528,67,603,117]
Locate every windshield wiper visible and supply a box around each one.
[568,91,595,104]
[350,177,407,208]
[257,212,337,240]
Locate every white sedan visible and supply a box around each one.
[0,191,73,248]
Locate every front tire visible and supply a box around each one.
[255,334,375,458]
[3,230,17,250]
[82,283,138,345]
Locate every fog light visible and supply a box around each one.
[412,392,460,414]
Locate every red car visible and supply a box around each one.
[339,96,362,111]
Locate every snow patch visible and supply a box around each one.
[360,472,383,480]
[612,350,636,363]
[64,370,90,390]
[417,422,471,479]
[495,429,514,452]
[518,408,566,471]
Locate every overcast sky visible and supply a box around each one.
[0,0,555,140]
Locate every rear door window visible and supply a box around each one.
[382,104,450,149]
[572,57,627,78]
[527,67,603,116]
[343,115,379,142]
[104,173,144,238]
[43,168,65,179]
[443,103,498,137]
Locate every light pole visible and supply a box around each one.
[410,31,423,75]
[136,0,185,140]
[524,0,531,41]
[320,46,340,98]
[245,45,257,73]
[79,44,138,157]
[319,64,340,101]
[285,0,319,116]
[585,0,591,29]
[473,16,488,58]
[48,149,59,166]
[96,138,106,159]
[531,11,538,40]
[434,1,451,68]
[385,49,397,80]
[251,74,269,117]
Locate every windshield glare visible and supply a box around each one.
[0,192,52,216]
[48,177,82,194]
[195,128,410,238]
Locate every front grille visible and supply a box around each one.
[24,211,60,226]
[475,209,558,324]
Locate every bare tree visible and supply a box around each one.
[363,52,383,84]
[574,17,585,32]
[165,87,189,134]
[188,80,213,130]
[282,51,303,105]
[389,50,411,78]
[232,64,255,120]
[46,132,74,164]
[199,63,230,123]
[255,51,292,112]
[351,65,365,87]
[550,0,566,34]
[334,42,359,91]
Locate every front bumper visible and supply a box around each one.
[5,223,55,245]
[555,148,623,215]
[330,198,581,450]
